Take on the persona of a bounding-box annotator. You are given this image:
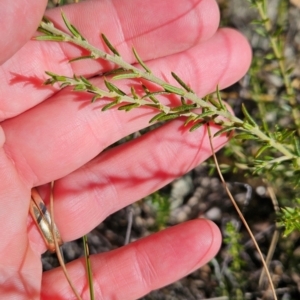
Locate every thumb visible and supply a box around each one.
[0,1,47,65]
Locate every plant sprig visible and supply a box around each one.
[36,12,299,174]
[248,0,300,134]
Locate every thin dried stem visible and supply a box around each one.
[49,181,83,300]
[207,124,278,300]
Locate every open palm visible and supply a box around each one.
[0,0,251,299]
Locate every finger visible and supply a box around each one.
[0,0,47,65]
[0,127,41,297]
[51,118,227,241]
[0,0,219,120]
[2,28,251,189]
[41,219,221,300]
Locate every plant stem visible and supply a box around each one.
[255,0,300,134]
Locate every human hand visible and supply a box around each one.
[0,0,251,299]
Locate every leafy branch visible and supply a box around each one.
[36,13,299,173]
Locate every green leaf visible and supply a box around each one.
[215,85,226,110]
[197,110,217,119]
[45,71,67,82]
[131,87,139,100]
[60,82,71,88]
[171,104,197,113]
[149,112,181,123]
[180,97,187,105]
[112,73,140,80]
[294,137,300,156]
[171,72,194,93]
[189,122,205,132]
[149,112,166,123]
[251,20,265,25]
[44,78,55,85]
[36,27,55,36]
[41,16,53,25]
[234,133,258,140]
[184,115,197,126]
[101,100,119,111]
[132,47,151,73]
[148,95,160,104]
[275,131,293,143]
[255,144,271,158]
[35,35,65,42]
[91,95,102,103]
[241,103,257,127]
[118,103,140,111]
[61,12,85,40]
[155,113,180,121]
[162,84,185,95]
[104,80,126,95]
[101,34,120,56]
[255,27,267,37]
[208,97,222,109]
[214,126,235,137]
[69,55,95,62]
[73,84,87,91]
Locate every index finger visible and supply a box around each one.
[0,0,47,64]
[0,0,219,120]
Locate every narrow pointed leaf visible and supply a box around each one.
[101,34,120,56]
[294,136,300,156]
[69,55,95,62]
[234,133,258,140]
[213,126,235,137]
[131,87,139,100]
[118,103,140,111]
[101,101,119,111]
[112,73,140,80]
[73,84,86,91]
[241,103,257,126]
[216,85,226,110]
[171,72,194,93]
[171,104,197,112]
[104,80,126,95]
[91,95,103,103]
[155,113,180,121]
[149,112,166,123]
[132,47,151,73]
[35,35,65,41]
[181,97,187,105]
[162,84,185,95]
[149,95,159,104]
[184,115,197,126]
[41,16,53,25]
[197,110,217,119]
[255,144,271,158]
[208,97,222,109]
[189,122,205,132]
[36,27,55,36]
[61,12,85,40]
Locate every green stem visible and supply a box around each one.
[256,1,300,134]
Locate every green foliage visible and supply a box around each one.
[223,221,246,298]
[146,192,171,230]
[224,222,245,273]
[279,199,300,237]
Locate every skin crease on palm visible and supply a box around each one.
[0,0,251,299]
